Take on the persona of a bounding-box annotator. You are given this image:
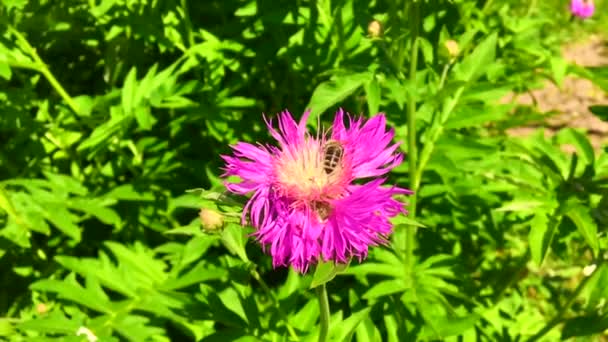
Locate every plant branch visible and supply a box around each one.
[8,26,81,116]
[316,284,330,342]
[405,0,420,274]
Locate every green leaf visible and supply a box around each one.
[565,204,599,257]
[590,105,608,122]
[121,67,138,115]
[418,37,434,64]
[444,104,510,129]
[528,212,559,266]
[103,184,155,201]
[134,106,157,130]
[310,260,349,288]
[289,298,319,332]
[17,311,81,335]
[364,77,381,115]
[342,263,404,278]
[43,206,81,241]
[0,62,11,80]
[330,307,372,342]
[419,311,481,339]
[161,262,227,290]
[31,279,112,313]
[306,72,371,122]
[218,96,256,108]
[391,215,427,228]
[556,128,594,167]
[68,198,120,226]
[496,199,553,213]
[220,223,249,262]
[355,317,381,342]
[562,314,608,339]
[454,32,497,82]
[362,279,407,299]
[550,56,568,87]
[0,318,15,336]
[218,287,249,324]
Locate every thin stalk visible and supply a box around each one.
[251,268,299,341]
[8,26,80,115]
[316,284,330,342]
[438,63,451,90]
[405,0,420,273]
[180,0,195,47]
[414,86,465,190]
[526,265,598,342]
[335,8,345,65]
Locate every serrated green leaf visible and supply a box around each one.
[528,212,558,266]
[220,223,249,262]
[17,311,81,335]
[31,279,112,313]
[454,32,497,82]
[566,204,599,257]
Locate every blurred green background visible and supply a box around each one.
[1,0,608,341]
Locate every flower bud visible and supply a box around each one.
[36,303,48,315]
[199,208,224,232]
[444,39,460,59]
[367,20,382,38]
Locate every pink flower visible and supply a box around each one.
[570,0,594,19]
[221,109,412,272]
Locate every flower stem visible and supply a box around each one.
[316,284,330,342]
[8,26,81,116]
[526,265,597,342]
[180,0,195,47]
[405,0,420,272]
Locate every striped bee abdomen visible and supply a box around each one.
[322,141,344,175]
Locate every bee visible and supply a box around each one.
[322,140,344,175]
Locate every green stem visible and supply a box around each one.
[251,268,299,341]
[316,284,330,342]
[526,265,598,342]
[438,62,451,90]
[414,86,464,190]
[180,0,195,47]
[405,0,420,272]
[8,26,80,115]
[335,8,345,66]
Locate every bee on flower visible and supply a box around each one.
[221,109,412,272]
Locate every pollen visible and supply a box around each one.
[274,138,345,201]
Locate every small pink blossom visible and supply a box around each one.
[570,0,594,19]
[222,109,412,272]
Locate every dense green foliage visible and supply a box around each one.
[1,0,607,341]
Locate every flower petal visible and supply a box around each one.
[321,179,411,262]
[331,110,403,178]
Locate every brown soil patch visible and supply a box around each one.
[506,35,608,151]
